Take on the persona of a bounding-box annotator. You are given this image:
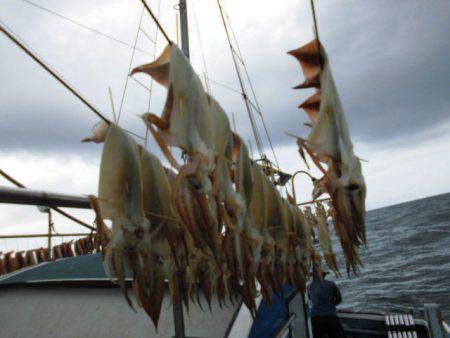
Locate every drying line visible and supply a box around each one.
[117,6,146,123]
[19,0,154,57]
[0,20,110,124]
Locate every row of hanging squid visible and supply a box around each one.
[0,235,103,276]
[287,39,367,273]
[84,41,365,327]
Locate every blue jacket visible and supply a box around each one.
[307,279,342,316]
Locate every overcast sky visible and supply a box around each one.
[0,0,449,252]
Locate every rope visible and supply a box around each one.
[0,20,146,142]
[0,169,96,231]
[130,73,153,92]
[0,20,110,124]
[201,75,240,94]
[139,0,171,44]
[139,27,156,44]
[309,0,323,71]
[224,9,281,169]
[216,0,264,159]
[117,7,146,123]
[19,0,154,57]
[191,0,210,94]
[144,0,162,149]
[144,210,180,224]
[108,87,117,123]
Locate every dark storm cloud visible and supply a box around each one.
[215,0,450,149]
[0,0,449,156]
[321,0,450,144]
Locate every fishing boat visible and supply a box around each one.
[0,250,448,337]
[0,1,449,337]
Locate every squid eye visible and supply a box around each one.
[347,184,360,191]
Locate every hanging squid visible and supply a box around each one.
[25,250,37,266]
[52,245,63,260]
[0,252,4,275]
[87,122,166,327]
[285,201,313,293]
[15,251,26,269]
[4,251,16,273]
[134,44,228,272]
[132,44,215,191]
[226,133,264,315]
[262,170,288,293]
[35,248,48,262]
[249,162,275,303]
[138,145,192,318]
[288,39,366,273]
[314,202,339,276]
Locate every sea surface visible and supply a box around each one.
[330,192,450,322]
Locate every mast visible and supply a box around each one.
[179,0,190,58]
[171,5,188,337]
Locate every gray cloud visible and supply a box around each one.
[0,0,449,158]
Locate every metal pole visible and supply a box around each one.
[179,0,189,58]
[47,210,52,260]
[0,170,95,230]
[0,233,91,239]
[0,186,91,209]
[169,3,189,336]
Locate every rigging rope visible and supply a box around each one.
[117,7,146,123]
[309,0,323,72]
[0,20,110,124]
[139,0,171,44]
[19,0,154,57]
[0,20,148,141]
[191,0,211,95]
[139,26,156,44]
[201,75,240,94]
[216,0,264,159]
[130,76,152,92]
[144,0,162,149]
[223,9,281,169]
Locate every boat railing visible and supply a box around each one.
[274,291,311,338]
[275,313,297,338]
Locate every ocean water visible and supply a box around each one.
[330,192,450,321]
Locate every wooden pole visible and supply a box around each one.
[297,197,330,206]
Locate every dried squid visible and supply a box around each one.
[15,251,26,269]
[0,252,4,275]
[4,251,16,273]
[227,134,263,314]
[135,45,227,269]
[138,145,192,316]
[132,44,214,191]
[249,162,275,302]
[314,202,339,276]
[88,123,165,326]
[288,39,366,273]
[25,250,36,266]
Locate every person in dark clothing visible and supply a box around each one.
[307,271,346,338]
